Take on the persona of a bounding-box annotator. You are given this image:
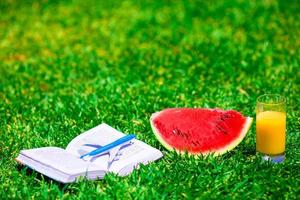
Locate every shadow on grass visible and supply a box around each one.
[16,164,77,192]
[16,164,108,193]
[221,146,256,160]
[17,164,66,187]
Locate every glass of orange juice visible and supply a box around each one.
[256,94,286,163]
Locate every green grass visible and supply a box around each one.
[0,0,299,199]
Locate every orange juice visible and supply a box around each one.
[256,111,286,155]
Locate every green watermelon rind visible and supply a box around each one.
[150,111,253,157]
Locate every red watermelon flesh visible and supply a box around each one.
[150,108,252,156]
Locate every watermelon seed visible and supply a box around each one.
[172,127,189,140]
[216,124,228,135]
[220,113,230,121]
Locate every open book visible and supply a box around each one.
[16,123,163,183]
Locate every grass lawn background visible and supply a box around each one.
[0,0,299,199]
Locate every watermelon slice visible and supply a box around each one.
[150,108,253,156]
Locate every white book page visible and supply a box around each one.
[65,123,163,175]
[20,147,105,175]
[65,123,125,169]
[108,140,163,175]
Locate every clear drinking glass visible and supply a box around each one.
[256,94,286,163]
